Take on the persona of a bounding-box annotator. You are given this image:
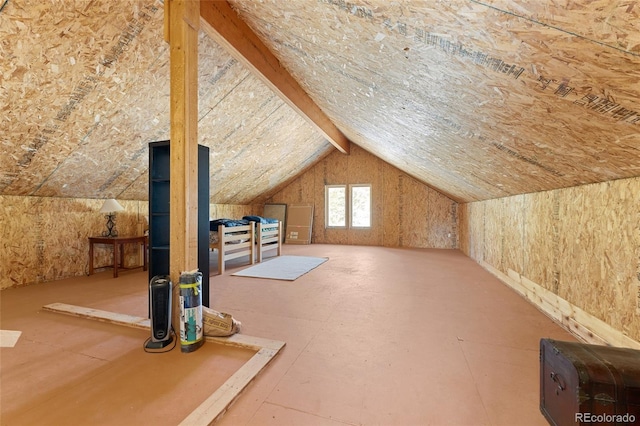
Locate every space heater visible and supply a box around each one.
[145,275,173,350]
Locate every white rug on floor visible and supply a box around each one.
[231,255,328,281]
[0,330,22,348]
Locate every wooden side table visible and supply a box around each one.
[88,236,148,278]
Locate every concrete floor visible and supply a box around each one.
[1,244,574,425]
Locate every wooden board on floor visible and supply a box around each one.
[42,302,285,425]
[263,203,287,242]
[285,203,314,244]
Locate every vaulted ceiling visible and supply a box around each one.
[2,0,639,204]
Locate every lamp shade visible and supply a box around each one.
[99,199,125,213]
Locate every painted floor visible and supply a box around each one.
[0,244,574,425]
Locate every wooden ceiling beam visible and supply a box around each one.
[199,0,350,154]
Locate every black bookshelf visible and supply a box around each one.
[148,141,210,309]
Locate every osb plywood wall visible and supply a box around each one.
[0,196,147,289]
[267,145,458,248]
[208,203,258,220]
[459,176,640,345]
[0,196,257,289]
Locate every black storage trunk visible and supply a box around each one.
[540,338,640,425]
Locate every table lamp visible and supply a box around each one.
[99,199,124,237]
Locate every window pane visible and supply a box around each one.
[351,186,371,227]
[327,187,346,227]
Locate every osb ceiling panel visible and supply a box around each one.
[0,0,332,204]
[2,0,639,205]
[195,33,332,204]
[229,0,640,202]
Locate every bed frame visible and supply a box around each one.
[212,222,255,274]
[256,221,282,262]
[211,220,283,274]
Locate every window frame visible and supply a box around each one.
[349,184,372,229]
[325,184,347,229]
[324,183,372,229]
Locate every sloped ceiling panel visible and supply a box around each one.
[1,0,332,204]
[1,1,169,199]
[3,0,639,205]
[229,0,640,202]
[194,33,332,204]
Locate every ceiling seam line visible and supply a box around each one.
[198,72,252,123]
[469,0,640,58]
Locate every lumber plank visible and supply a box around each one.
[42,302,286,425]
[42,302,151,330]
[179,347,280,425]
[41,302,285,350]
[479,263,640,350]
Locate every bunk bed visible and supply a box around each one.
[210,219,255,274]
[243,216,283,262]
[209,216,283,274]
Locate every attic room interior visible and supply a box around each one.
[1,0,639,425]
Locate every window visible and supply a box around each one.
[326,185,346,227]
[350,184,371,228]
[325,184,371,228]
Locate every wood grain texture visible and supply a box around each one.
[0,0,332,205]
[168,0,201,330]
[462,176,640,344]
[268,144,458,249]
[3,0,639,204]
[199,0,350,154]
[0,196,146,289]
[229,0,640,202]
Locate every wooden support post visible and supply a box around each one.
[167,0,200,328]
